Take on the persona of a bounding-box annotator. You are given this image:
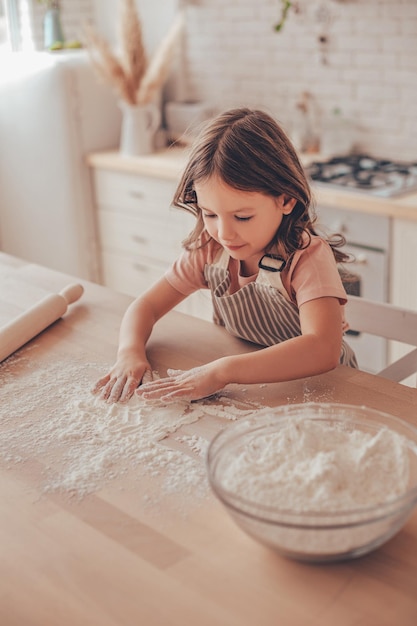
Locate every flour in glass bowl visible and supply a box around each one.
[214,411,417,559]
[221,418,411,511]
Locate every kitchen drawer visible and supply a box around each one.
[98,209,184,263]
[93,169,177,217]
[100,251,169,297]
[316,205,390,250]
[101,251,214,321]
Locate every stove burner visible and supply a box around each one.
[306,155,417,198]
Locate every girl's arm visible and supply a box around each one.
[93,277,186,403]
[137,296,343,402]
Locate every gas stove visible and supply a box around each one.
[305,155,417,198]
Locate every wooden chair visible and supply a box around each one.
[345,295,417,385]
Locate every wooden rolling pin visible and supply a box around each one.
[0,283,84,362]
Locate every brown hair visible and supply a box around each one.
[173,107,348,264]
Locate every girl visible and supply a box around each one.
[93,107,357,404]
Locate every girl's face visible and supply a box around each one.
[194,176,295,275]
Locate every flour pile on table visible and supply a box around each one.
[0,352,259,500]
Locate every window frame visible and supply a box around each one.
[2,0,22,51]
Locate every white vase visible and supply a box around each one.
[119,102,161,156]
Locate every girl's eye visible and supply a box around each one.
[202,213,252,221]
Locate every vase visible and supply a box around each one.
[119,102,161,157]
[43,7,65,50]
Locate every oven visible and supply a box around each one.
[315,205,390,374]
[305,154,417,373]
[305,154,417,374]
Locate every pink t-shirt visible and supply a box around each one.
[165,235,348,309]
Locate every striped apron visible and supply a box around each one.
[204,248,358,368]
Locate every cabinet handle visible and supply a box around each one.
[132,234,147,244]
[129,190,145,199]
[354,253,368,265]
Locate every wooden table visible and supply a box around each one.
[1,252,417,626]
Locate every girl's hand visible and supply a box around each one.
[136,364,226,403]
[92,357,153,404]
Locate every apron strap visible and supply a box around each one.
[211,247,291,302]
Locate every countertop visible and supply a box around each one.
[87,148,417,221]
[1,251,417,626]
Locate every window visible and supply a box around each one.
[1,1,95,53]
[1,0,11,50]
[0,0,26,51]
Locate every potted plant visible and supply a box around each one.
[85,0,184,155]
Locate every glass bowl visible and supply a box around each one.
[206,403,417,562]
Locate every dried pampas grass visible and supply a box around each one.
[119,0,147,96]
[84,24,136,104]
[85,0,184,106]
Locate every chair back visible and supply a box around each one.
[346,295,417,385]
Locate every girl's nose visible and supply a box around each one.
[217,218,235,241]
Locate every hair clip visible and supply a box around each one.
[183,188,197,204]
[258,254,286,272]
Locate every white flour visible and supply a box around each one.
[0,351,258,501]
[221,418,411,512]
[218,416,416,558]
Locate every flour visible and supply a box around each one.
[0,351,259,501]
[220,418,411,512]
[216,415,416,559]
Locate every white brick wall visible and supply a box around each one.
[178,0,417,160]
[27,0,416,160]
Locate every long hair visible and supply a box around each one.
[173,107,348,264]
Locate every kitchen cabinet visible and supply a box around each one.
[88,153,213,321]
[389,218,417,386]
[0,52,121,281]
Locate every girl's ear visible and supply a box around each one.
[278,194,297,215]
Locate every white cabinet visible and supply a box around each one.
[0,52,121,280]
[91,167,213,321]
[390,218,417,386]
